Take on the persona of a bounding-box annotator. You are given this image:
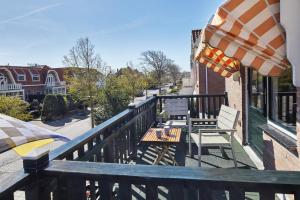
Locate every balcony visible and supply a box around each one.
[0,84,22,91]
[45,81,66,88]
[1,94,300,200]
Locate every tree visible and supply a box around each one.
[117,67,147,101]
[0,96,32,121]
[63,37,106,128]
[140,50,172,93]
[167,63,181,86]
[95,74,131,124]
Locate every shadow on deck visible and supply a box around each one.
[125,129,259,200]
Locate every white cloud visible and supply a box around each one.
[0,3,62,24]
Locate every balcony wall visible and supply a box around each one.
[0,84,22,91]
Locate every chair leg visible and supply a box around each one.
[198,130,202,167]
[198,146,202,167]
[230,132,237,168]
[231,146,237,168]
[188,120,191,156]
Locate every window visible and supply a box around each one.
[269,68,297,133]
[249,70,267,115]
[32,74,40,81]
[18,74,26,81]
[46,74,55,86]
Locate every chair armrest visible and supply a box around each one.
[159,110,166,116]
[190,118,217,122]
[199,128,237,133]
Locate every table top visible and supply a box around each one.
[141,128,181,144]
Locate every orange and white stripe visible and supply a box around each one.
[196,44,240,77]
[195,0,290,77]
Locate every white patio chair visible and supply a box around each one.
[188,105,240,167]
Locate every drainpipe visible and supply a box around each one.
[205,66,208,94]
[205,66,209,115]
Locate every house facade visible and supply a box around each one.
[191,29,225,95]
[193,0,300,174]
[0,65,66,101]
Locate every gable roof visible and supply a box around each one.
[0,65,65,85]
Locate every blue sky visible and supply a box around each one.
[0,0,223,71]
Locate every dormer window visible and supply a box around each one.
[18,74,26,81]
[32,74,40,81]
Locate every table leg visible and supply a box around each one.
[165,146,178,166]
[154,146,168,165]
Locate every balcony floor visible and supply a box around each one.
[126,128,260,200]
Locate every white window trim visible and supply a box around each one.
[17,74,26,81]
[32,74,40,81]
[267,120,297,140]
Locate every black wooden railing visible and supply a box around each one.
[1,94,300,200]
[277,92,297,125]
[157,93,228,119]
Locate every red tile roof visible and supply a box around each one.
[0,65,65,85]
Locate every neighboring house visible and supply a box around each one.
[190,29,225,95]
[0,65,66,101]
[194,0,300,174]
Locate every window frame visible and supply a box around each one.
[32,74,40,81]
[248,69,297,141]
[267,76,297,138]
[17,74,26,81]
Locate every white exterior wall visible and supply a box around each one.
[280,0,300,87]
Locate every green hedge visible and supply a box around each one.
[0,96,32,121]
[41,94,67,121]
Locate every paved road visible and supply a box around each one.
[178,86,194,95]
[0,114,92,181]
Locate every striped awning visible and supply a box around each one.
[196,42,240,77]
[195,0,290,77]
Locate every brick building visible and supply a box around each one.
[190,29,225,95]
[0,65,66,101]
[193,0,300,176]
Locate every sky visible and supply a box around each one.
[0,0,223,71]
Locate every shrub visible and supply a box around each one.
[0,96,32,121]
[29,99,41,110]
[170,88,179,94]
[56,94,67,115]
[41,95,59,121]
[41,94,68,121]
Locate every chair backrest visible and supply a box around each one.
[217,105,240,129]
[165,98,189,117]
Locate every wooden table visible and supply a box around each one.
[141,128,181,165]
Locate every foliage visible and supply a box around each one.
[57,94,67,115]
[29,99,41,111]
[63,37,106,128]
[116,67,148,100]
[95,74,131,124]
[170,88,179,93]
[0,96,32,121]
[167,63,181,86]
[41,94,67,121]
[141,50,173,91]
[29,99,42,118]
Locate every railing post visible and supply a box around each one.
[128,104,137,159]
[224,92,229,106]
[153,94,158,124]
[22,149,51,200]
